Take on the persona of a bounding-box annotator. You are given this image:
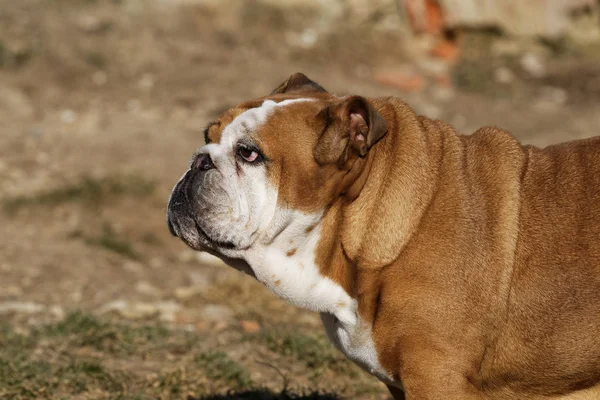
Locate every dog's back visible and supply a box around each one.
[490,136,600,396]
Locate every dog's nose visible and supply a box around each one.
[192,153,214,171]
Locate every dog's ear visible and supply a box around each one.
[271,72,327,95]
[314,96,388,168]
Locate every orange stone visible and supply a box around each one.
[431,40,460,64]
[240,320,261,333]
[374,70,427,93]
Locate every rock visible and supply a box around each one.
[439,0,597,38]
[92,71,108,86]
[174,285,205,301]
[240,320,261,333]
[200,304,234,321]
[156,301,182,322]
[520,53,546,78]
[98,299,128,315]
[49,305,65,320]
[127,99,142,113]
[535,86,568,110]
[70,290,83,303]
[431,86,455,102]
[494,67,515,84]
[540,86,568,105]
[60,109,77,124]
[122,261,144,274]
[0,87,34,118]
[77,15,112,34]
[450,114,468,130]
[138,73,155,91]
[491,39,523,57]
[285,28,318,49]
[135,281,162,298]
[430,40,459,63]
[99,300,181,321]
[0,301,45,315]
[4,285,23,297]
[374,68,426,93]
[417,58,449,76]
[188,270,213,287]
[213,321,229,332]
[149,257,164,269]
[117,303,159,320]
[418,103,442,119]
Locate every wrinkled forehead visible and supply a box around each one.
[204,93,333,146]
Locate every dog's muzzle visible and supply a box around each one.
[166,153,232,250]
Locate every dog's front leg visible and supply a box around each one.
[398,357,485,400]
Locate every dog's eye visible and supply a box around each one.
[237,145,262,163]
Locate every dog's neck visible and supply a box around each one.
[238,99,445,321]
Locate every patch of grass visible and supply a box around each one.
[70,223,141,260]
[59,360,124,394]
[258,332,349,373]
[195,351,253,389]
[0,357,55,399]
[46,310,106,336]
[140,231,162,246]
[83,51,107,68]
[0,40,5,67]
[3,175,155,213]
[0,312,377,399]
[0,41,33,69]
[43,311,171,354]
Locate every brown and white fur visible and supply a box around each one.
[167,73,600,399]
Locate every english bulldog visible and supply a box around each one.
[166,73,600,399]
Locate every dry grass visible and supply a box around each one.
[0,312,386,400]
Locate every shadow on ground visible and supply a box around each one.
[195,389,342,400]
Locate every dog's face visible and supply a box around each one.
[166,73,387,266]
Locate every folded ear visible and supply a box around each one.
[271,72,327,95]
[314,96,388,168]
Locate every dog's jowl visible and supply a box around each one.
[167,73,600,400]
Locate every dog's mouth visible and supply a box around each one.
[167,210,256,278]
[167,211,236,251]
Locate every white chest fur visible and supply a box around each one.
[320,312,395,385]
[242,210,395,386]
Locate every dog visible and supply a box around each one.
[166,73,600,399]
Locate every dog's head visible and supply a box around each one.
[166,73,388,265]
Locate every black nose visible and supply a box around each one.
[192,153,214,171]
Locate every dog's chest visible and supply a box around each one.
[320,313,394,385]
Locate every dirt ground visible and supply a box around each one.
[1,1,600,399]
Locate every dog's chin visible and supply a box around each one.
[167,212,232,250]
[176,225,256,278]
[167,212,256,278]
[180,222,236,252]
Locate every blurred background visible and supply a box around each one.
[1,0,599,399]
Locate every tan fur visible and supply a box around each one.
[205,75,600,399]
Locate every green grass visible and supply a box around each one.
[42,311,171,355]
[3,175,155,213]
[259,332,350,373]
[0,312,382,399]
[70,224,142,260]
[195,351,253,389]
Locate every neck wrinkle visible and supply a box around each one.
[344,111,444,321]
[315,105,445,311]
